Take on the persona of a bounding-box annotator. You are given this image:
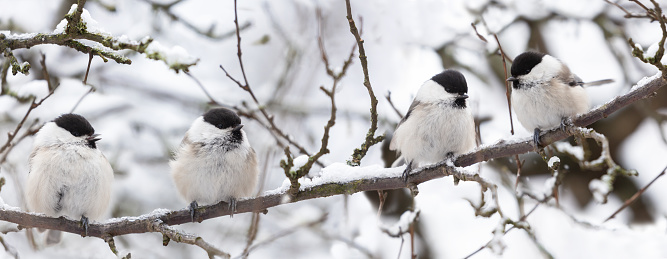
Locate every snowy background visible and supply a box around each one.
[1,0,667,258]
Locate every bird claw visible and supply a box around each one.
[189,201,199,223]
[228,198,237,218]
[533,128,543,149]
[80,215,89,237]
[560,118,573,133]
[402,162,413,183]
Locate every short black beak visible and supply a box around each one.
[456,94,469,100]
[232,124,244,132]
[506,76,518,82]
[86,133,101,142]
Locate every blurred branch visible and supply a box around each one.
[234,213,327,259]
[385,91,404,119]
[0,54,57,163]
[616,0,667,78]
[141,0,252,40]
[0,73,663,255]
[104,236,131,259]
[283,9,355,195]
[604,165,667,222]
[150,219,230,259]
[220,0,316,163]
[344,0,385,166]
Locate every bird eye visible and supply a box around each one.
[525,69,531,74]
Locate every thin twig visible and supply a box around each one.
[284,9,352,194]
[234,214,327,259]
[149,219,230,259]
[345,0,384,166]
[604,165,667,222]
[71,53,96,113]
[385,91,404,119]
[185,71,217,104]
[0,54,57,158]
[219,0,315,161]
[464,204,540,259]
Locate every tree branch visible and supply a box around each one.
[0,72,663,254]
[344,0,384,166]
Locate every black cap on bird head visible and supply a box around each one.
[203,108,242,130]
[54,113,95,138]
[511,51,546,77]
[431,69,468,95]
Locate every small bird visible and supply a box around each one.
[25,113,113,244]
[170,107,258,221]
[390,70,477,181]
[507,51,613,147]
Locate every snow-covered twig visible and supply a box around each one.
[0,0,197,73]
[344,0,385,166]
[566,126,638,203]
[615,0,667,78]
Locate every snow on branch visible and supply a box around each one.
[0,0,198,73]
[0,72,662,256]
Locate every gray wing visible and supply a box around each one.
[564,71,613,87]
[396,100,421,129]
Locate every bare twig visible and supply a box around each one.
[345,0,385,166]
[604,165,667,222]
[241,212,261,258]
[385,91,404,119]
[141,0,251,40]
[150,219,230,259]
[70,52,96,113]
[219,0,315,161]
[185,71,218,104]
[0,54,57,161]
[284,9,355,194]
[0,235,18,259]
[234,214,327,259]
[464,204,540,259]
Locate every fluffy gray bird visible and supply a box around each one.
[390,70,477,181]
[507,51,612,147]
[26,114,113,244]
[171,108,258,221]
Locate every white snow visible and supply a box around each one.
[544,177,557,193]
[299,163,403,189]
[292,155,309,169]
[53,4,108,35]
[553,142,585,160]
[589,175,612,204]
[144,40,199,68]
[631,71,662,92]
[14,80,49,99]
[547,156,560,169]
[379,209,420,236]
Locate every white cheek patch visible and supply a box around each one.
[187,117,229,143]
[415,80,460,103]
[521,55,563,83]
